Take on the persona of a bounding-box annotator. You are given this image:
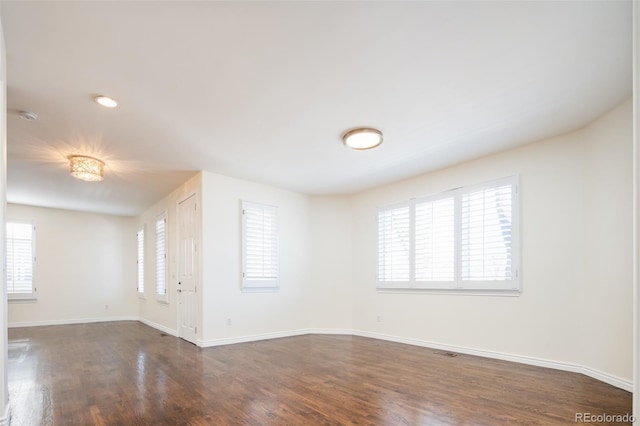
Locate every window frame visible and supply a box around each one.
[137,225,145,298]
[377,175,520,293]
[155,212,168,304]
[241,200,279,292]
[6,220,37,301]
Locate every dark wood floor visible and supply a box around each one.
[7,322,632,425]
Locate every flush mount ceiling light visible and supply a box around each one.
[94,95,118,108]
[342,127,383,150]
[69,155,105,182]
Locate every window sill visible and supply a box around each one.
[241,287,280,293]
[8,295,37,303]
[376,288,521,297]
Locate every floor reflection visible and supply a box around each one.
[8,338,53,426]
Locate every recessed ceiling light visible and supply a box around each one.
[94,95,118,108]
[342,128,383,150]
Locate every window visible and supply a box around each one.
[137,226,145,296]
[6,221,36,300]
[155,213,168,302]
[242,201,279,291]
[415,195,455,285]
[377,202,410,282]
[377,176,519,292]
[461,182,514,283]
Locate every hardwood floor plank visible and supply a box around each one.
[7,322,632,425]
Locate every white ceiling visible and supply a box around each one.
[2,1,632,216]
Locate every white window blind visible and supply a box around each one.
[377,203,410,283]
[415,196,455,284]
[461,183,513,283]
[155,214,167,301]
[6,221,36,299]
[137,226,145,295]
[377,176,519,292]
[242,201,279,290]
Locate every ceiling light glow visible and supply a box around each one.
[342,128,383,150]
[69,155,105,182]
[94,95,118,108]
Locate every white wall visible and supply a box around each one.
[308,195,353,331]
[199,171,312,344]
[350,99,632,383]
[136,172,201,334]
[580,102,633,381]
[7,204,138,326]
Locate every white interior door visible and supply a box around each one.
[177,193,198,343]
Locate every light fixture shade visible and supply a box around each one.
[69,155,104,182]
[94,95,118,108]
[343,128,383,150]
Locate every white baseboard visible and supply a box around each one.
[8,316,138,328]
[353,330,633,392]
[307,328,354,335]
[580,366,632,392]
[138,318,178,337]
[197,329,309,348]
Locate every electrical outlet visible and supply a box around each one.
[227,318,232,326]
[105,304,109,310]
[377,315,381,323]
